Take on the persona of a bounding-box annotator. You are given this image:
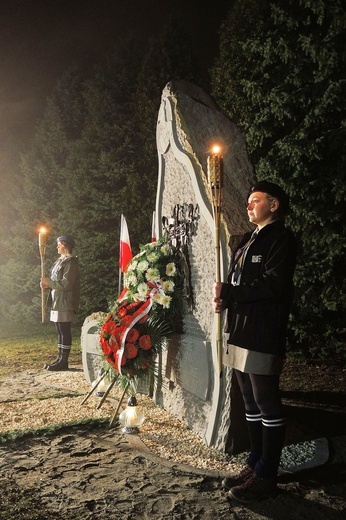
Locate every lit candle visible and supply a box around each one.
[119,396,145,433]
[125,406,138,427]
[95,376,108,396]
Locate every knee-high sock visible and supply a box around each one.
[255,416,286,480]
[245,411,262,468]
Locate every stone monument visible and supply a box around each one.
[153,79,255,452]
[81,313,106,384]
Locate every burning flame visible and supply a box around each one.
[211,144,221,155]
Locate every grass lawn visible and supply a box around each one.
[0,320,83,381]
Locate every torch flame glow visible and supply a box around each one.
[211,144,221,155]
[39,227,47,247]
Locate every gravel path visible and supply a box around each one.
[0,366,345,519]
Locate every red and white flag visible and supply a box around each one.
[119,214,132,273]
[151,210,157,242]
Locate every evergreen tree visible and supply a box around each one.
[211,0,346,361]
[0,67,87,323]
[57,40,147,316]
[0,27,199,325]
[133,16,199,215]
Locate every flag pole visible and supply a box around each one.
[207,146,224,378]
[151,210,157,242]
[118,215,123,295]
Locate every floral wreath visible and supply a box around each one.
[99,236,185,388]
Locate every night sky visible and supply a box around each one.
[0,0,229,153]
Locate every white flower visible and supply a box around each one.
[160,244,171,256]
[152,293,172,308]
[146,268,160,282]
[127,260,138,271]
[133,293,148,302]
[125,273,137,287]
[152,293,162,304]
[161,280,175,293]
[166,262,176,276]
[147,252,159,262]
[137,282,149,297]
[137,260,149,272]
[160,294,172,308]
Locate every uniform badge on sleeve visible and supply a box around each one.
[252,255,262,263]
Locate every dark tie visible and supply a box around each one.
[232,231,258,284]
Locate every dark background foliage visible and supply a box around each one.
[211,0,345,362]
[0,0,344,363]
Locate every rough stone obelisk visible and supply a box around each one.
[154,80,255,451]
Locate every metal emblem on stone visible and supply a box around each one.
[162,203,199,308]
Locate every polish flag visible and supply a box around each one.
[119,214,132,273]
[151,210,157,242]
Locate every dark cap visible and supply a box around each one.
[249,180,290,215]
[57,235,75,249]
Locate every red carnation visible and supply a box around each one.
[139,335,152,350]
[102,320,117,335]
[100,339,112,356]
[124,342,138,359]
[120,315,133,328]
[113,326,124,342]
[118,307,127,318]
[126,328,139,343]
[108,338,120,353]
[128,301,141,311]
[100,335,108,347]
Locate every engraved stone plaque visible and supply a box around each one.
[81,317,104,383]
[179,316,212,401]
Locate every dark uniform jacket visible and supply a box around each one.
[46,255,80,314]
[220,220,297,357]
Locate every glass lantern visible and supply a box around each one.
[119,395,145,434]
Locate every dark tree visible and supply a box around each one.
[0,26,198,325]
[211,0,346,361]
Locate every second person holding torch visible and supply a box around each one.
[41,235,80,371]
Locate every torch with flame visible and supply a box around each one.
[38,227,47,323]
[207,145,224,377]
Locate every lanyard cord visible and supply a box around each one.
[232,231,258,284]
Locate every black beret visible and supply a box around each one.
[57,235,75,248]
[249,180,290,215]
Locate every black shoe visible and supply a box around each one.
[228,473,279,503]
[46,349,70,371]
[221,465,254,490]
[44,348,62,369]
[44,359,60,369]
[46,360,68,371]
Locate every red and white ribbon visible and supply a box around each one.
[116,281,165,374]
